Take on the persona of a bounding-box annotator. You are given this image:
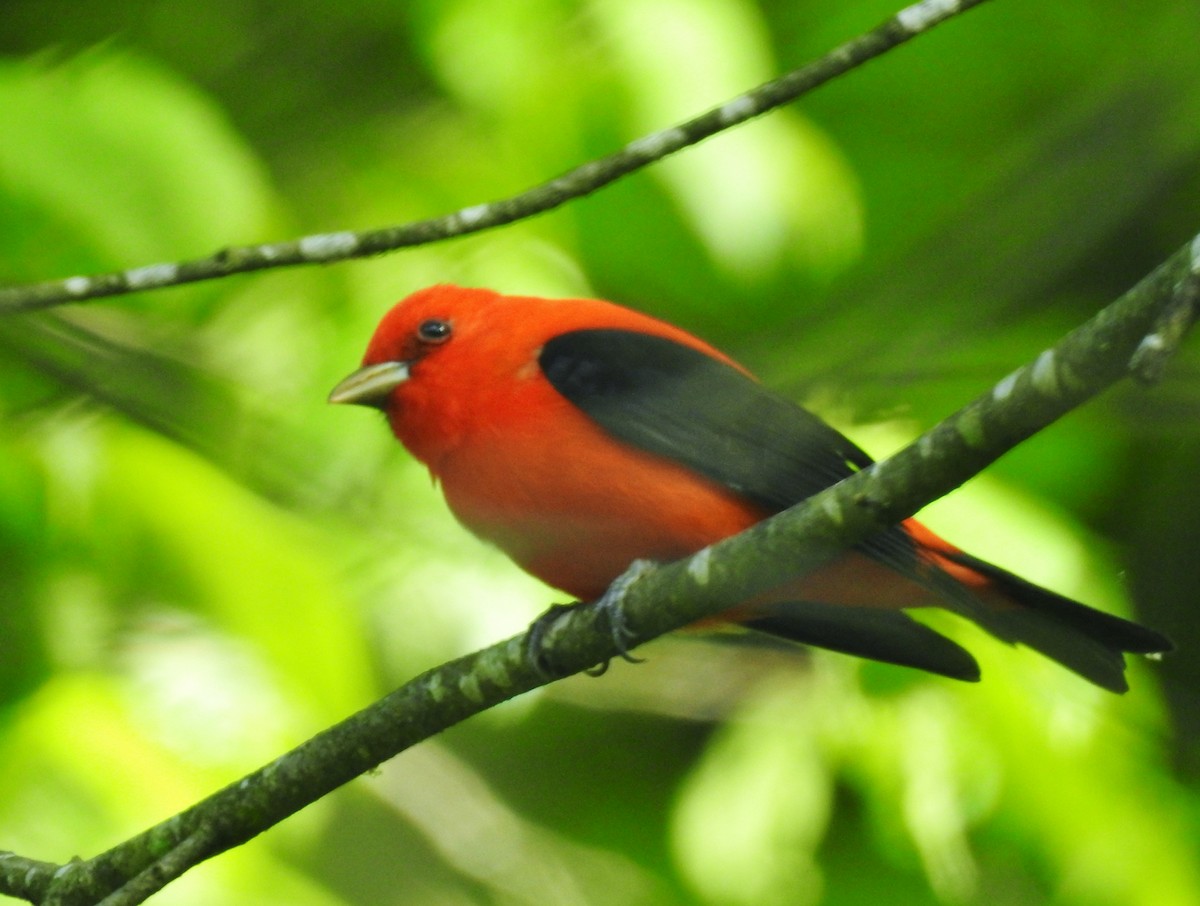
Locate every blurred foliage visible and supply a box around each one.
[1,1,1199,904]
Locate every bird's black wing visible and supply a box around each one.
[539,328,872,511]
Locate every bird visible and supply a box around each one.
[329,284,1171,691]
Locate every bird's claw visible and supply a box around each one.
[524,559,659,678]
[525,602,583,678]
[594,558,657,664]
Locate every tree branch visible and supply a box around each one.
[0,854,62,905]
[4,228,1196,905]
[0,0,993,315]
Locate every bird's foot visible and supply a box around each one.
[524,559,658,678]
[591,559,657,670]
[525,602,584,678]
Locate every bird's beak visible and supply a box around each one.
[328,361,411,407]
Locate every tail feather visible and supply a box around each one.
[742,534,1171,692]
[745,602,981,682]
[938,549,1173,693]
[942,550,1171,653]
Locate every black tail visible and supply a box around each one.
[742,544,1172,692]
[744,601,983,682]
[938,550,1172,693]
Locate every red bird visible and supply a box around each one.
[330,285,1170,691]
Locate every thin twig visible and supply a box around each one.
[0,0,994,315]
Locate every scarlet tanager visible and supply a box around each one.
[330,285,1170,691]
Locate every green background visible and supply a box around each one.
[1,1,1198,903]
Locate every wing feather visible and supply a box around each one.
[540,328,871,509]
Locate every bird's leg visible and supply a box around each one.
[524,601,586,678]
[592,558,657,664]
[524,559,658,678]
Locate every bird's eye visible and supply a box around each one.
[416,319,452,344]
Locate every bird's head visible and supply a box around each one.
[327,284,497,411]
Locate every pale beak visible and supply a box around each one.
[328,361,411,407]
